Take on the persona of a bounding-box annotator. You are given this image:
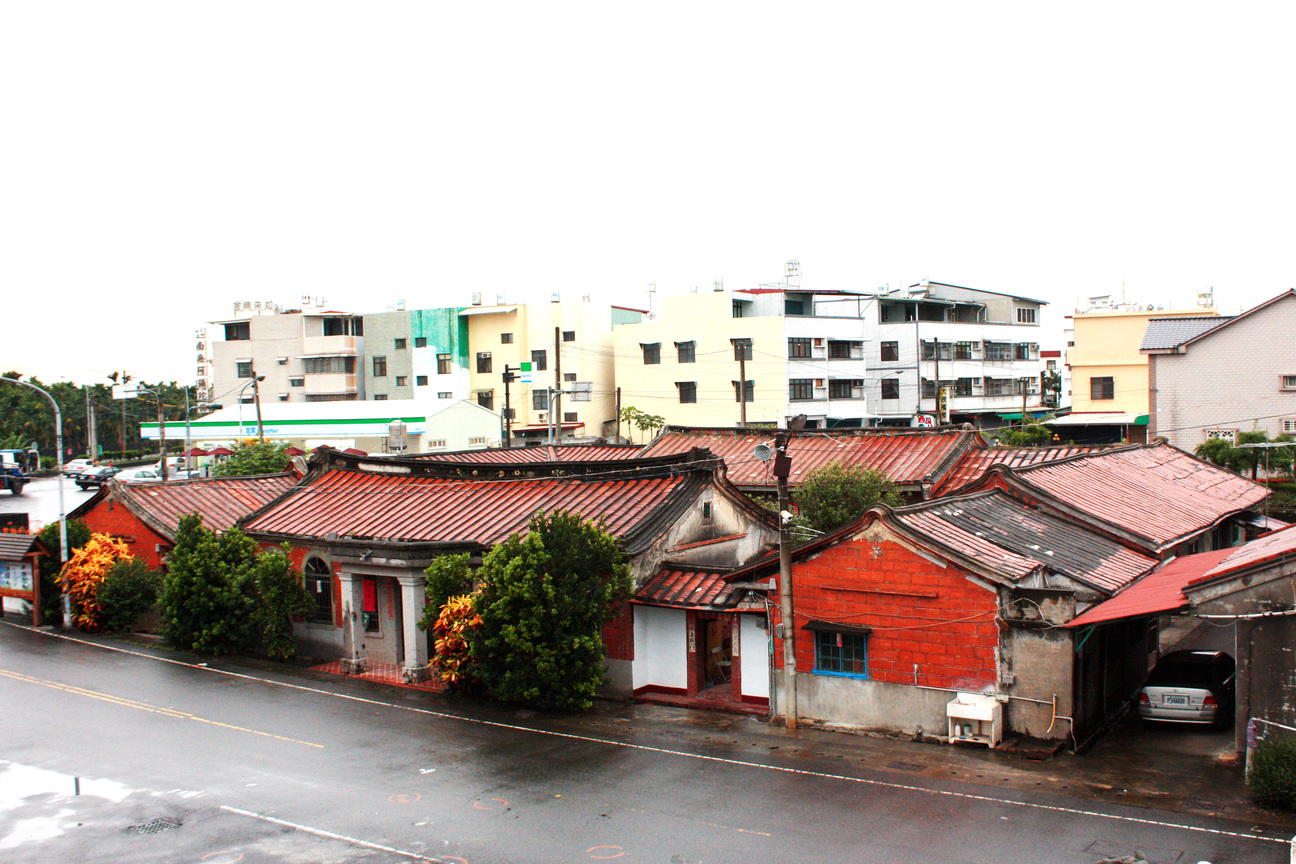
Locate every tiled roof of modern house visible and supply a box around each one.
[639,426,978,491]
[1139,316,1231,351]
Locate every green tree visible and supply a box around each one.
[1196,431,1295,479]
[159,514,259,654]
[794,462,905,533]
[470,511,632,711]
[96,558,163,632]
[213,441,292,477]
[990,423,1054,447]
[248,545,313,660]
[417,553,475,634]
[618,406,665,444]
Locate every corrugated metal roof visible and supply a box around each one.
[933,445,1105,496]
[1067,524,1296,627]
[1066,546,1237,628]
[639,426,976,490]
[416,445,643,464]
[894,491,1159,593]
[243,463,703,552]
[1003,444,1270,550]
[0,533,42,560]
[635,568,749,609]
[1139,316,1230,350]
[111,474,299,539]
[1188,523,1296,585]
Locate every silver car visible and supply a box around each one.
[1137,650,1235,726]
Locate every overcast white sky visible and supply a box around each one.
[4,2,1293,386]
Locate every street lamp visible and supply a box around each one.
[237,375,266,442]
[183,389,221,474]
[0,376,70,627]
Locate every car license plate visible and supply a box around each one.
[1163,694,1188,705]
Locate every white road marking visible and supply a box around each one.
[221,805,448,862]
[15,624,1291,849]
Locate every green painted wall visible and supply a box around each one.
[411,308,469,366]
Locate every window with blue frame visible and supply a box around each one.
[812,628,869,677]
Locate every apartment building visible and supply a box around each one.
[1060,295,1219,443]
[205,306,366,406]
[853,281,1049,426]
[612,288,874,430]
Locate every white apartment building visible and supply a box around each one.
[833,281,1048,426]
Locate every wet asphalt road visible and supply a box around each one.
[0,623,1290,864]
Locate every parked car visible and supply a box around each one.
[62,459,95,476]
[1137,650,1235,726]
[115,468,163,485]
[75,466,122,489]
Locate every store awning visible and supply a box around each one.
[1044,412,1148,427]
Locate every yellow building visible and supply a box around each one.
[1066,306,1218,429]
[464,298,642,444]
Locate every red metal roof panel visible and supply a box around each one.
[416,445,643,464]
[1067,547,1237,628]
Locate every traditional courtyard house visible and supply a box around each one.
[961,442,1270,558]
[1069,523,1296,751]
[67,474,299,570]
[235,447,779,690]
[638,425,984,500]
[739,490,1160,745]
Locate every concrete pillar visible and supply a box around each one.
[396,573,429,683]
[337,570,367,674]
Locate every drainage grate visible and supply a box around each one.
[128,817,183,835]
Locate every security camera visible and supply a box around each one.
[780,510,794,524]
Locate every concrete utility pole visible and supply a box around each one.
[501,366,517,448]
[774,427,797,731]
[553,326,562,444]
[252,373,265,443]
[932,337,940,418]
[737,339,749,427]
[85,388,97,459]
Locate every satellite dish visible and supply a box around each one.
[753,444,772,462]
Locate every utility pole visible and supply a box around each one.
[615,387,622,443]
[1021,380,1028,427]
[932,337,940,418]
[156,393,169,481]
[501,366,517,448]
[85,387,97,461]
[774,428,797,731]
[252,373,265,442]
[738,339,748,427]
[553,326,562,444]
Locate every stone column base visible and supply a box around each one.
[341,658,366,675]
[401,664,432,684]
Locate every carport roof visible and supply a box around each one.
[1066,547,1236,628]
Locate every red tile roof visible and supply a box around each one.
[985,443,1269,552]
[932,445,1106,496]
[636,568,757,609]
[97,474,299,539]
[1187,522,1296,586]
[415,444,643,464]
[639,425,978,491]
[242,449,758,554]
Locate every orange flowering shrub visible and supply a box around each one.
[58,533,132,631]
[432,593,482,691]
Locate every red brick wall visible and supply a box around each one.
[602,600,635,661]
[772,533,999,691]
[79,499,171,571]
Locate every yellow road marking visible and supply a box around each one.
[0,668,323,748]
